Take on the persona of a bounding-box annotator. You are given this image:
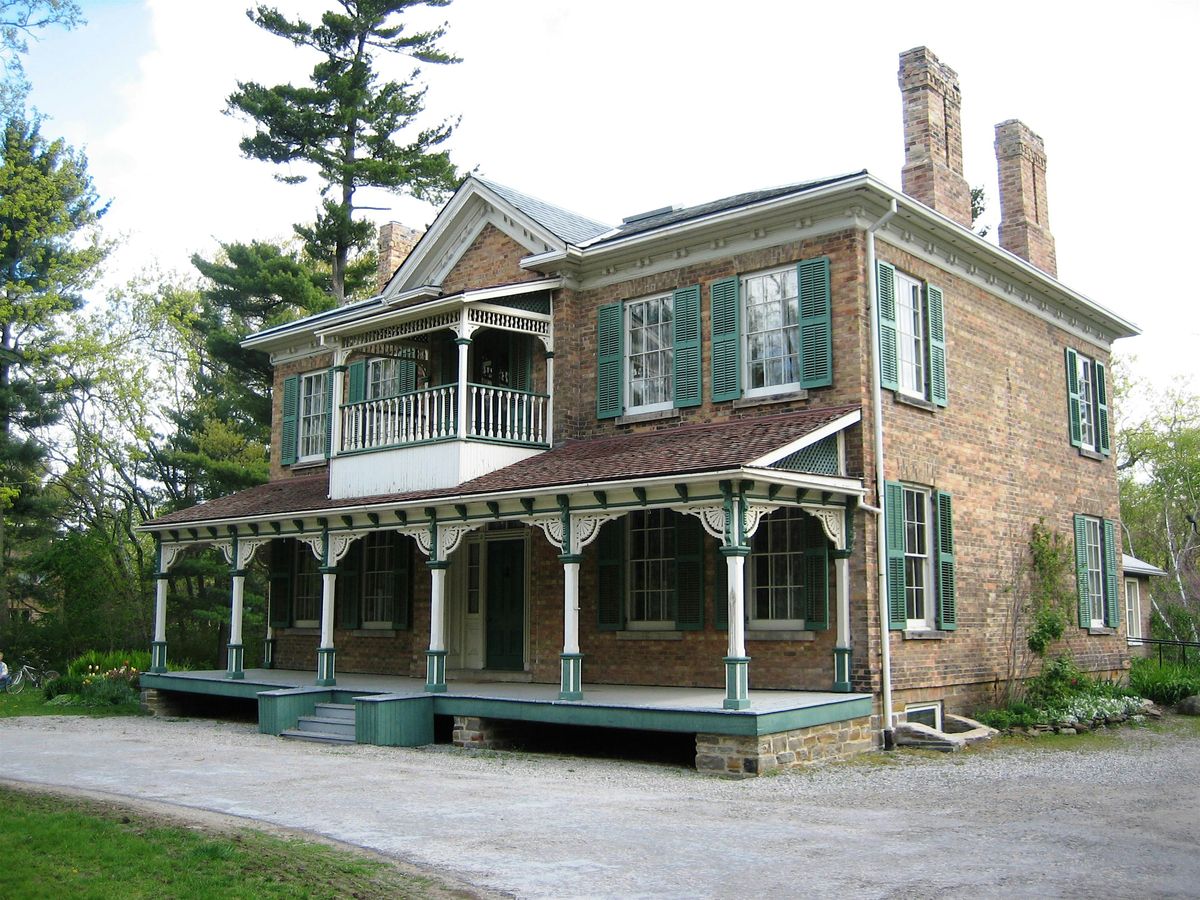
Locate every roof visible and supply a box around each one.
[475,178,611,246]
[583,172,867,245]
[144,405,861,529]
[1122,553,1168,578]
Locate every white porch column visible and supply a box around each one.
[329,354,347,457]
[544,349,555,446]
[559,555,582,700]
[151,574,168,673]
[316,567,337,686]
[226,572,246,680]
[833,555,852,692]
[722,548,750,710]
[426,562,449,692]
[455,335,471,440]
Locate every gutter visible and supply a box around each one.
[865,198,898,748]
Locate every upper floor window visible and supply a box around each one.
[885,482,956,631]
[597,287,700,418]
[626,294,674,413]
[297,371,329,462]
[709,257,832,403]
[1065,348,1110,456]
[368,358,400,399]
[876,262,947,407]
[1074,514,1118,630]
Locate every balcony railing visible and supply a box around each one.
[339,383,548,453]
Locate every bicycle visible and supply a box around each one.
[4,662,60,694]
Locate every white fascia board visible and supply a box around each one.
[384,285,443,307]
[241,298,388,350]
[748,409,862,468]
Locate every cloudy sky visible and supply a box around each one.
[22,0,1199,400]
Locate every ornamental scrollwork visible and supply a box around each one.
[211,539,235,567]
[328,532,366,565]
[804,506,846,550]
[236,537,275,571]
[437,524,478,559]
[741,504,775,541]
[296,533,327,562]
[159,543,188,574]
[680,505,727,542]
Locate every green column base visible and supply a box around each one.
[225,644,245,680]
[833,646,852,693]
[262,638,275,670]
[559,653,583,701]
[150,641,167,674]
[316,647,336,686]
[723,655,751,710]
[425,650,447,693]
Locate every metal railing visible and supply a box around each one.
[1126,635,1200,666]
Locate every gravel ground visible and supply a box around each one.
[1,713,1197,898]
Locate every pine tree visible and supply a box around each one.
[228,1,461,302]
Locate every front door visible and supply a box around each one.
[485,538,525,670]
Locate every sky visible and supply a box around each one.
[20,0,1200,405]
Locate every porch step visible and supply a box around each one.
[314,702,356,723]
[280,727,355,745]
[280,704,357,744]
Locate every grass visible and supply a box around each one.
[0,687,142,719]
[0,786,473,900]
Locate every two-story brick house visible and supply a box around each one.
[140,47,1137,774]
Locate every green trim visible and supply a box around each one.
[355,694,433,746]
[425,649,447,693]
[797,256,832,389]
[316,647,336,686]
[832,647,852,693]
[672,285,702,408]
[559,653,584,701]
[710,276,741,401]
[225,644,245,681]
[149,641,167,674]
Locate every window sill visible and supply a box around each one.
[733,388,809,409]
[746,630,815,642]
[903,629,945,640]
[289,460,327,473]
[1077,447,1106,462]
[1088,626,1116,636]
[893,392,937,412]
[616,630,683,641]
[616,408,680,426]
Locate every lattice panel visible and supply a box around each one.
[773,435,840,475]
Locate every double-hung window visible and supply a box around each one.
[1073,514,1119,630]
[1065,348,1110,455]
[747,508,829,630]
[368,358,400,399]
[709,256,833,403]
[597,286,700,418]
[885,482,956,631]
[280,370,331,465]
[876,262,947,406]
[1124,579,1142,641]
[627,509,675,628]
[596,510,705,631]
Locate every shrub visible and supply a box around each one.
[1129,658,1200,706]
[43,674,84,701]
[66,650,150,679]
[81,678,139,706]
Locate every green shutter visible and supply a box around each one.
[1103,519,1119,627]
[399,357,417,394]
[1095,360,1111,455]
[797,257,833,389]
[280,375,299,466]
[927,284,948,407]
[347,361,366,403]
[268,539,294,628]
[596,303,624,419]
[714,551,729,631]
[710,277,741,401]
[596,519,625,631]
[1074,514,1090,627]
[392,533,412,630]
[672,285,702,408]
[885,481,906,629]
[804,515,829,630]
[877,262,899,391]
[935,491,956,630]
[323,368,335,458]
[674,513,705,630]
[510,336,531,393]
[1065,348,1083,448]
[335,539,362,630]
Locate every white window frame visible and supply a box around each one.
[1124,578,1142,641]
[1076,355,1097,450]
[1082,516,1105,627]
[360,532,395,629]
[624,293,674,414]
[905,702,943,731]
[903,485,935,631]
[748,507,809,630]
[626,509,675,630]
[894,271,927,400]
[367,357,400,400]
[297,371,328,462]
[292,545,321,628]
[741,265,801,398]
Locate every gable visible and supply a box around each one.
[439,224,543,295]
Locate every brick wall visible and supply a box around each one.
[269,351,333,481]
[440,224,543,295]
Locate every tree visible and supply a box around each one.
[1,1,83,116]
[228,1,461,302]
[0,115,107,613]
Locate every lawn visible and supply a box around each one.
[0,786,473,899]
[0,687,141,719]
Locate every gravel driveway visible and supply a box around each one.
[1,713,1197,898]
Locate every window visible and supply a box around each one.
[1125,579,1142,641]
[876,262,947,406]
[710,257,833,403]
[597,287,700,418]
[292,546,321,627]
[905,702,943,731]
[368,358,400,399]
[297,371,329,461]
[747,508,828,629]
[596,511,705,631]
[628,509,675,628]
[885,482,956,631]
[361,533,397,626]
[1065,348,1110,455]
[626,294,674,413]
[1074,515,1118,629]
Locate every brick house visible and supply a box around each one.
[139,47,1137,773]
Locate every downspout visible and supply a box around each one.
[865,199,898,748]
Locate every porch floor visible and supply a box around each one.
[141,668,873,738]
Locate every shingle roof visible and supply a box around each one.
[144,406,860,529]
[585,172,867,245]
[475,178,611,246]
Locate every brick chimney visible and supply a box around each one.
[376,222,423,295]
[994,119,1057,277]
[898,47,972,228]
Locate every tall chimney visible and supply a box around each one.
[375,222,423,296]
[994,119,1057,277]
[898,47,972,228]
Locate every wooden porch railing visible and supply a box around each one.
[467,383,548,444]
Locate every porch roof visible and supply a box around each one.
[142,404,862,531]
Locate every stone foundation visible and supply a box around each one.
[695,715,877,777]
[452,715,515,750]
[140,688,188,717]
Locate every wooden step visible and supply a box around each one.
[313,702,355,723]
[280,728,356,745]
